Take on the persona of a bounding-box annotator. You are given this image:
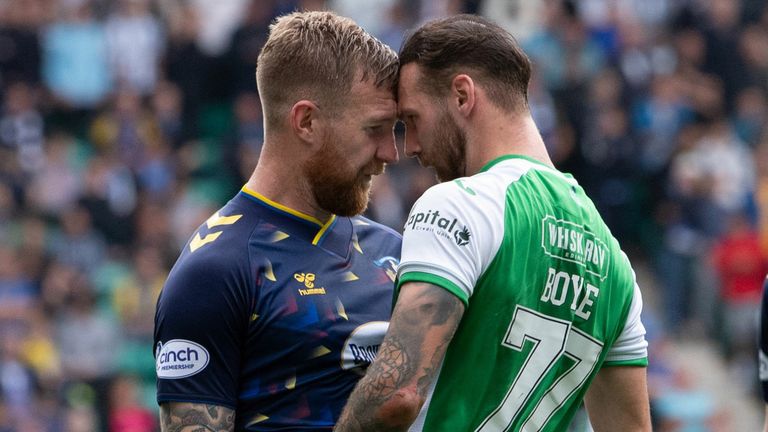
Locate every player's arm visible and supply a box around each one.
[160,402,235,432]
[335,281,465,432]
[155,244,251,431]
[583,365,651,432]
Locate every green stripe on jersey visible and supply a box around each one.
[397,271,469,306]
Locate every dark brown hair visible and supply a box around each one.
[257,11,399,129]
[399,14,531,113]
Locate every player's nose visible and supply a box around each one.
[377,134,399,164]
[403,131,420,158]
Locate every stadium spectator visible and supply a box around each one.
[104,0,165,96]
[0,246,36,330]
[42,1,112,115]
[713,212,766,392]
[0,82,45,174]
[224,0,273,94]
[220,91,264,186]
[108,374,155,432]
[0,0,44,87]
[55,274,119,430]
[24,132,83,217]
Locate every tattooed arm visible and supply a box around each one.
[160,402,235,432]
[335,282,465,432]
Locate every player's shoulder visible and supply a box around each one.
[352,215,402,240]
[485,155,578,186]
[191,212,256,252]
[351,215,402,259]
[414,171,508,214]
[418,155,561,203]
[171,203,261,280]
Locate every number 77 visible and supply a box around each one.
[476,306,603,431]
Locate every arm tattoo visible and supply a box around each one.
[336,283,464,431]
[160,402,235,432]
[355,334,411,404]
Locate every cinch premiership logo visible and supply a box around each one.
[405,209,471,246]
[340,321,389,372]
[156,339,210,379]
[541,215,609,280]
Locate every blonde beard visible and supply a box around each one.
[303,132,379,216]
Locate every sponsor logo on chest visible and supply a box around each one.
[294,272,327,296]
[541,215,609,280]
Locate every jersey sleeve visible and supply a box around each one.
[759,278,768,403]
[154,251,251,409]
[603,282,648,366]
[396,179,504,305]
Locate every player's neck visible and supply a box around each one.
[466,113,553,175]
[245,152,333,223]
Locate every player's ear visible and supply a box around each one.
[451,74,475,119]
[290,100,321,145]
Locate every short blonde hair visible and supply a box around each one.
[256,11,398,129]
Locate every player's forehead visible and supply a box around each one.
[399,63,422,85]
[348,78,397,120]
[397,63,424,114]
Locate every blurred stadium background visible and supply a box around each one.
[0,0,766,430]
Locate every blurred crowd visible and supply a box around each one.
[0,0,767,430]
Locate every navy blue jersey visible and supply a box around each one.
[760,276,768,403]
[154,187,401,430]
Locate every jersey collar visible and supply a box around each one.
[478,155,578,185]
[479,154,551,173]
[238,186,352,257]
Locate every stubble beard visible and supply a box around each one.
[431,108,467,183]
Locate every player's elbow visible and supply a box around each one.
[376,387,424,429]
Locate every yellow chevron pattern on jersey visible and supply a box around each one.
[188,211,243,252]
[336,298,348,320]
[285,375,296,390]
[310,346,331,358]
[246,414,269,427]
[206,211,243,228]
[189,231,222,252]
[352,234,363,254]
[270,231,290,243]
[264,260,276,282]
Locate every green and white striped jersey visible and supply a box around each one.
[397,155,648,432]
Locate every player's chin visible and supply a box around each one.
[336,184,371,217]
